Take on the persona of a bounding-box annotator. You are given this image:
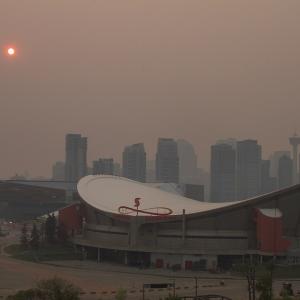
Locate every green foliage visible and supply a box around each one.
[256,273,273,300]
[256,263,275,300]
[5,243,81,262]
[30,223,40,250]
[234,262,257,300]
[6,288,37,300]
[57,222,68,244]
[20,223,28,249]
[7,277,81,300]
[45,214,56,244]
[115,288,127,300]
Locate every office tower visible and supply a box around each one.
[269,151,290,178]
[146,160,156,182]
[210,143,236,202]
[52,161,65,180]
[113,162,121,176]
[236,140,262,200]
[156,138,179,183]
[289,134,300,184]
[278,155,293,189]
[261,160,277,194]
[65,134,87,182]
[177,139,198,184]
[93,158,114,175]
[183,184,204,201]
[122,143,146,182]
[196,168,210,202]
[216,138,237,149]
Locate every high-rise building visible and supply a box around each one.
[65,134,87,182]
[113,162,121,176]
[278,155,293,189]
[156,138,179,183]
[216,138,237,149]
[177,139,198,184]
[146,160,156,183]
[93,158,114,175]
[183,184,204,201]
[122,143,146,182]
[289,134,300,184]
[210,143,236,202]
[269,151,290,178]
[195,168,210,202]
[260,160,277,194]
[236,140,262,200]
[52,161,65,180]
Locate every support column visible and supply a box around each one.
[182,209,186,243]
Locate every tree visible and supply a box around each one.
[36,277,81,300]
[115,288,127,300]
[235,262,256,300]
[20,223,29,249]
[256,263,274,300]
[57,222,68,244]
[7,277,81,300]
[30,223,40,250]
[45,214,56,244]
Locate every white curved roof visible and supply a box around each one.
[77,175,239,216]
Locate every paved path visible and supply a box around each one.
[1,225,299,299]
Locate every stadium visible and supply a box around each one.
[70,175,300,270]
[2,175,300,271]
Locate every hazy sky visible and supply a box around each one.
[1,1,300,178]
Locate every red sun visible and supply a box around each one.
[7,47,15,56]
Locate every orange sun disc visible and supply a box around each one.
[7,48,15,56]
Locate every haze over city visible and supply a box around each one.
[1,0,300,178]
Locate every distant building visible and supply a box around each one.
[261,160,277,194]
[269,151,290,178]
[52,161,65,181]
[236,140,262,200]
[113,162,121,176]
[278,155,293,189]
[183,184,204,201]
[177,139,198,184]
[146,160,156,183]
[122,143,146,182]
[93,158,114,175]
[156,138,179,183]
[65,134,87,182]
[210,143,236,202]
[195,168,210,202]
[216,138,237,149]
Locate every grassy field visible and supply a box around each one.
[4,243,82,262]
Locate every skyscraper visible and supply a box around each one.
[122,143,146,182]
[146,160,156,183]
[156,138,179,183]
[210,143,236,202]
[52,161,65,180]
[93,158,114,175]
[278,155,293,189]
[65,134,87,182]
[269,151,290,178]
[260,160,277,194]
[177,139,198,184]
[236,140,262,200]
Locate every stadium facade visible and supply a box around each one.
[60,175,300,270]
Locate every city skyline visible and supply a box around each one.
[3,132,298,180]
[1,1,300,178]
